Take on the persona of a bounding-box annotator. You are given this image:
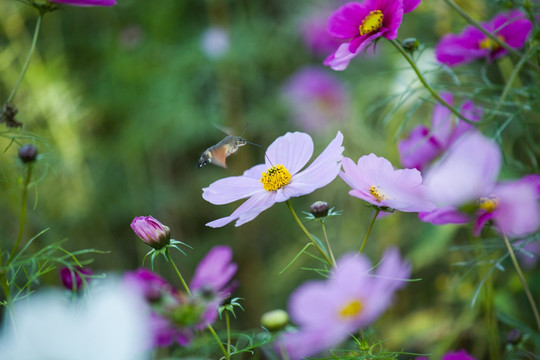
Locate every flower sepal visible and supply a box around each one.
[218,297,245,319]
[142,239,192,269]
[302,206,342,222]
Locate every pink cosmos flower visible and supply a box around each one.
[131,216,171,250]
[203,131,344,227]
[282,67,349,133]
[435,10,532,67]
[323,0,422,70]
[398,92,482,171]
[49,0,116,6]
[190,246,238,326]
[420,132,540,237]
[278,247,411,359]
[340,154,435,212]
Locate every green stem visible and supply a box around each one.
[502,234,540,331]
[164,249,228,358]
[388,39,475,125]
[6,14,43,104]
[6,165,33,267]
[320,220,337,267]
[359,208,380,254]
[225,310,231,360]
[442,0,540,73]
[285,200,334,267]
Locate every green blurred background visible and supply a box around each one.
[1,0,539,358]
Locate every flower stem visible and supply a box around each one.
[359,208,380,254]
[388,39,475,125]
[6,165,33,267]
[6,14,43,104]
[165,249,191,295]
[225,310,231,360]
[164,249,228,358]
[502,234,540,331]
[442,0,540,73]
[285,200,334,267]
[320,220,337,267]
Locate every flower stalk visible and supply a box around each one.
[320,220,337,267]
[359,208,380,254]
[286,200,334,267]
[6,14,43,105]
[388,39,475,125]
[7,164,33,267]
[502,233,540,331]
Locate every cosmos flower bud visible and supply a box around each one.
[18,144,38,163]
[261,309,289,331]
[310,201,329,218]
[60,266,92,291]
[402,37,419,52]
[131,216,171,250]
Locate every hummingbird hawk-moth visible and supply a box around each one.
[197,135,248,168]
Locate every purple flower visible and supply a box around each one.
[324,0,422,70]
[190,246,238,326]
[124,268,193,348]
[203,131,344,227]
[49,0,116,6]
[200,27,230,59]
[60,266,92,291]
[131,216,171,250]
[420,132,540,237]
[278,247,411,359]
[340,154,435,212]
[398,92,482,171]
[435,10,532,67]
[282,67,349,133]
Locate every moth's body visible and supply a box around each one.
[197,135,248,168]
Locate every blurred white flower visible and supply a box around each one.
[200,27,230,59]
[0,278,152,360]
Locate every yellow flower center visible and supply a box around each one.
[359,10,383,36]
[339,299,363,319]
[478,195,499,212]
[479,35,504,51]
[261,164,292,192]
[370,185,387,202]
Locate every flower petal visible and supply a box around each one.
[265,132,314,175]
[202,167,264,205]
[205,191,276,228]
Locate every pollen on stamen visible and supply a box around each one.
[369,185,386,202]
[478,195,499,212]
[339,299,363,319]
[479,35,504,51]
[261,164,292,192]
[359,10,384,36]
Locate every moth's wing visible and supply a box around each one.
[210,146,228,168]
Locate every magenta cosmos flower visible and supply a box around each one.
[420,132,540,237]
[435,10,532,67]
[131,216,171,250]
[60,266,92,291]
[340,154,435,212]
[203,131,344,227]
[49,0,116,6]
[282,67,349,133]
[323,0,422,70]
[398,92,482,171]
[416,350,476,360]
[278,247,410,359]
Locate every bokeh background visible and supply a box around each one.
[1,0,539,358]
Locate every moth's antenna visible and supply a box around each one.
[240,123,249,137]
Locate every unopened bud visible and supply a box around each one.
[60,266,92,291]
[506,329,521,344]
[402,37,419,52]
[310,201,329,218]
[18,144,38,163]
[131,216,171,250]
[261,309,289,331]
